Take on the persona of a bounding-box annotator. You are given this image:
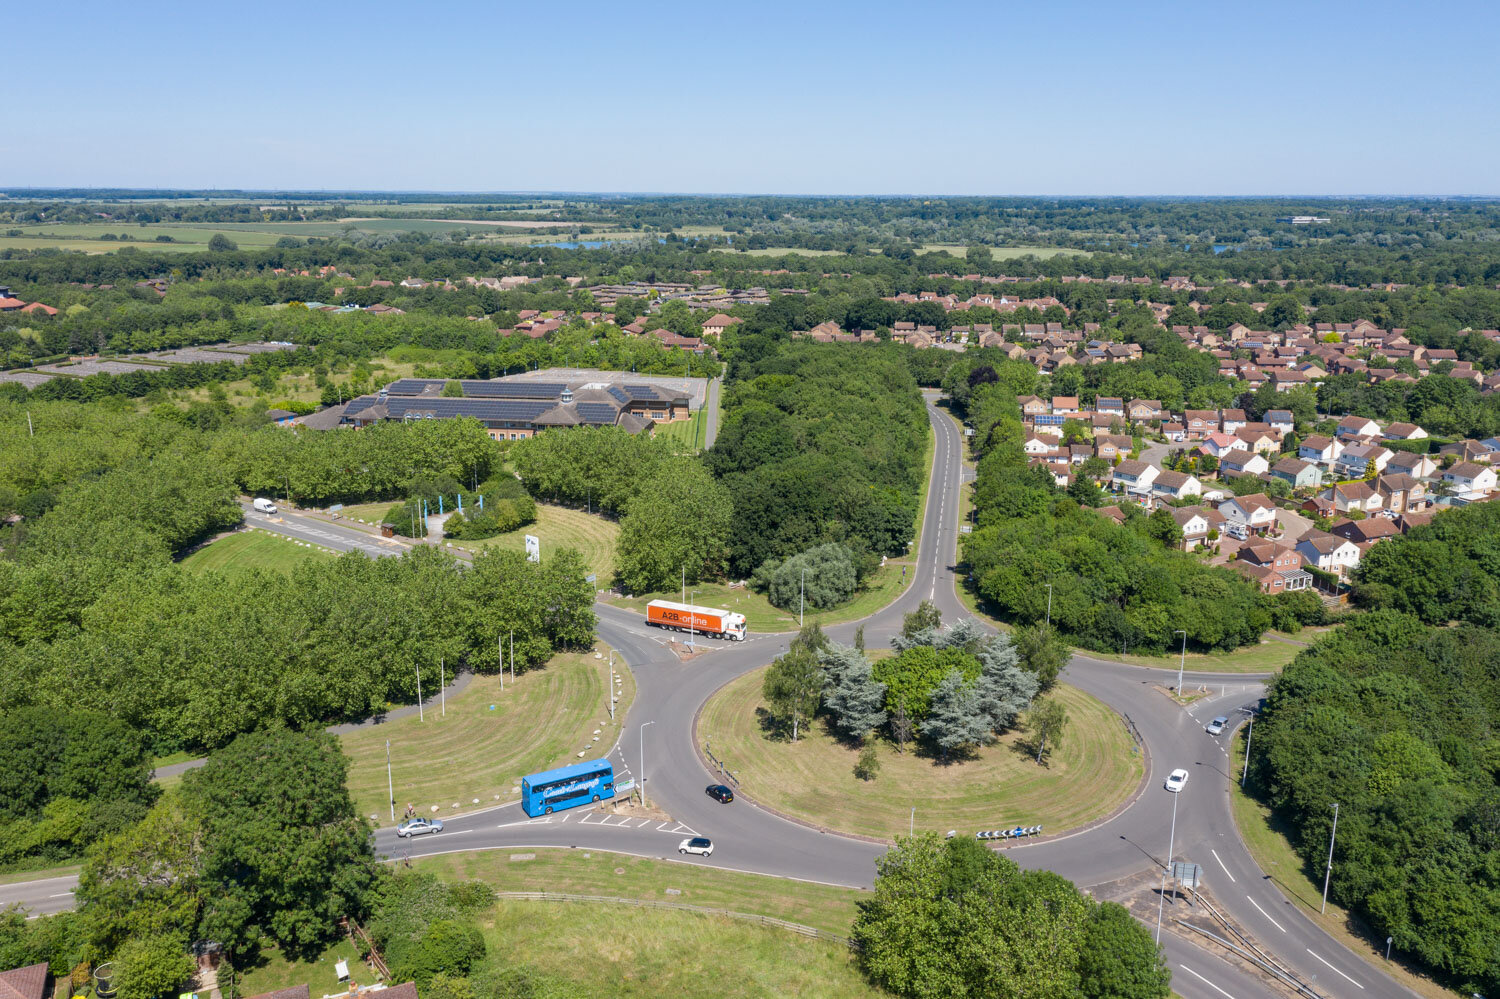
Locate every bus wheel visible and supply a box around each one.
[545,806,553,815]
[592,795,600,802]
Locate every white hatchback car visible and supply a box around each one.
[1164,768,1189,793]
[678,836,714,857]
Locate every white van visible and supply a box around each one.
[252,497,278,514]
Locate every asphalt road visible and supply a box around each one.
[5,397,1414,999]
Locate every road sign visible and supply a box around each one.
[614,779,635,794]
[585,573,597,584]
[524,534,540,562]
[1171,861,1202,889]
[960,524,972,534]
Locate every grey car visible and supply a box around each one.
[1206,716,1229,736]
[397,817,444,838]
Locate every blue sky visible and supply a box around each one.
[6,0,1497,195]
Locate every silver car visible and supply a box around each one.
[397,817,444,838]
[1206,716,1228,736]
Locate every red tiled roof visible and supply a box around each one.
[0,963,48,999]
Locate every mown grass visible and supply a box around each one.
[652,409,709,452]
[1108,639,1305,675]
[458,503,619,583]
[180,529,334,575]
[700,674,1141,840]
[415,849,862,936]
[341,647,635,822]
[1229,729,1459,999]
[234,937,366,999]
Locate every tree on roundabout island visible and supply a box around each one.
[853,833,1170,999]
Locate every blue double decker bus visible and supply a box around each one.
[521,758,615,817]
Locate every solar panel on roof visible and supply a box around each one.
[386,378,443,395]
[477,381,568,399]
[575,403,620,425]
[607,386,629,404]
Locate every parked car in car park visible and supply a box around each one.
[1164,768,1189,792]
[397,817,444,838]
[1206,716,1228,736]
[678,836,714,856]
[706,784,734,803]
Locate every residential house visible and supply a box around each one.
[1268,369,1310,392]
[1296,531,1361,580]
[1127,399,1164,422]
[1023,433,1056,456]
[1386,450,1438,479]
[1331,517,1402,546]
[1218,493,1279,535]
[1161,421,1186,442]
[1051,395,1080,415]
[1152,469,1203,501]
[1440,439,1497,464]
[1218,449,1269,478]
[1265,409,1295,437]
[1236,429,1282,455]
[1299,434,1343,466]
[1233,540,1313,594]
[1269,456,1322,490]
[1170,505,1225,550]
[1096,397,1125,417]
[1382,422,1428,442]
[1110,459,1159,498]
[1335,415,1383,440]
[1442,462,1498,500]
[1334,443,1392,479]
[1219,408,1247,434]
[0,964,48,999]
[1094,433,1133,461]
[1199,433,1244,458]
[1018,395,1050,417]
[1321,480,1383,514]
[1183,410,1219,439]
[1374,472,1427,514]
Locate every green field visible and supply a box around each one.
[457,503,620,583]
[1107,637,1309,675]
[417,849,862,935]
[181,529,335,575]
[652,409,709,452]
[700,675,1142,840]
[915,244,1092,259]
[341,646,634,822]
[1230,730,1456,999]
[729,247,849,257]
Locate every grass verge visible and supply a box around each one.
[652,409,709,452]
[341,646,635,822]
[414,849,861,936]
[1229,730,1459,999]
[701,673,1141,840]
[0,862,82,886]
[180,529,335,575]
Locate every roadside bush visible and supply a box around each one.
[755,543,858,610]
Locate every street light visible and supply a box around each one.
[688,589,698,648]
[1174,629,1187,695]
[640,721,656,808]
[1241,709,1255,787]
[1044,583,1053,627]
[1155,779,1182,943]
[800,567,806,628]
[1321,802,1340,914]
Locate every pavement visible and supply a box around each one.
[4,396,1419,999]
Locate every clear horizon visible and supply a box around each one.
[8,0,1496,195]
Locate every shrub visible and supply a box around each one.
[754,543,858,610]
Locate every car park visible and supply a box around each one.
[706,784,734,803]
[678,836,714,856]
[397,817,444,838]
[1206,716,1228,735]
[1164,768,1189,792]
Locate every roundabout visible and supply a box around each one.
[698,669,1144,842]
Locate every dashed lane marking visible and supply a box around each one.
[1305,949,1363,988]
[1245,895,1285,932]
[1177,965,1236,999]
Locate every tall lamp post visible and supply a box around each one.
[800,567,806,628]
[1154,782,1182,943]
[640,721,656,808]
[1044,583,1053,627]
[1321,802,1340,913]
[688,590,698,648]
[1174,629,1187,695]
[1241,709,1255,787]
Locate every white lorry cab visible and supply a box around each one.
[252,497,278,514]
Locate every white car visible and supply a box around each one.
[678,836,714,857]
[1164,768,1189,793]
[397,817,444,838]
[1206,716,1228,736]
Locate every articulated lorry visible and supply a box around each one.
[645,600,747,642]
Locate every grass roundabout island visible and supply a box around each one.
[699,666,1144,841]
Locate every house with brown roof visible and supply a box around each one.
[1269,456,1321,490]
[1127,399,1164,422]
[1153,469,1203,501]
[1110,459,1159,498]
[1334,443,1392,479]
[0,964,48,999]
[1335,415,1383,441]
[1374,473,1426,513]
[1320,479,1382,514]
[1170,505,1225,550]
[1382,422,1428,441]
[1218,449,1269,478]
[1330,516,1402,546]
[1295,531,1361,579]
[1218,493,1279,535]
[701,313,742,337]
[1442,462,1497,500]
[1299,434,1343,466]
[1232,539,1312,593]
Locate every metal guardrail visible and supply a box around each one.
[497,891,848,944]
[1182,886,1323,999]
[1122,712,1145,749]
[703,743,740,786]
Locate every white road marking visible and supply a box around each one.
[48,892,73,898]
[1305,949,1363,988]
[1177,965,1235,999]
[1210,849,1235,882]
[1245,895,1284,931]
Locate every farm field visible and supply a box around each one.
[340,646,633,823]
[700,676,1142,841]
[180,529,334,576]
[458,503,619,583]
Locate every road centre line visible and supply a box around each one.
[1305,949,1363,988]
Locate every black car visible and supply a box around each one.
[706,784,734,804]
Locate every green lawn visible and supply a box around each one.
[1107,638,1308,674]
[336,500,400,524]
[457,503,619,583]
[341,646,634,822]
[701,675,1141,840]
[1230,730,1458,999]
[652,409,709,452]
[416,849,862,936]
[180,530,335,575]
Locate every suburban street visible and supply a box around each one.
[5,395,1410,999]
